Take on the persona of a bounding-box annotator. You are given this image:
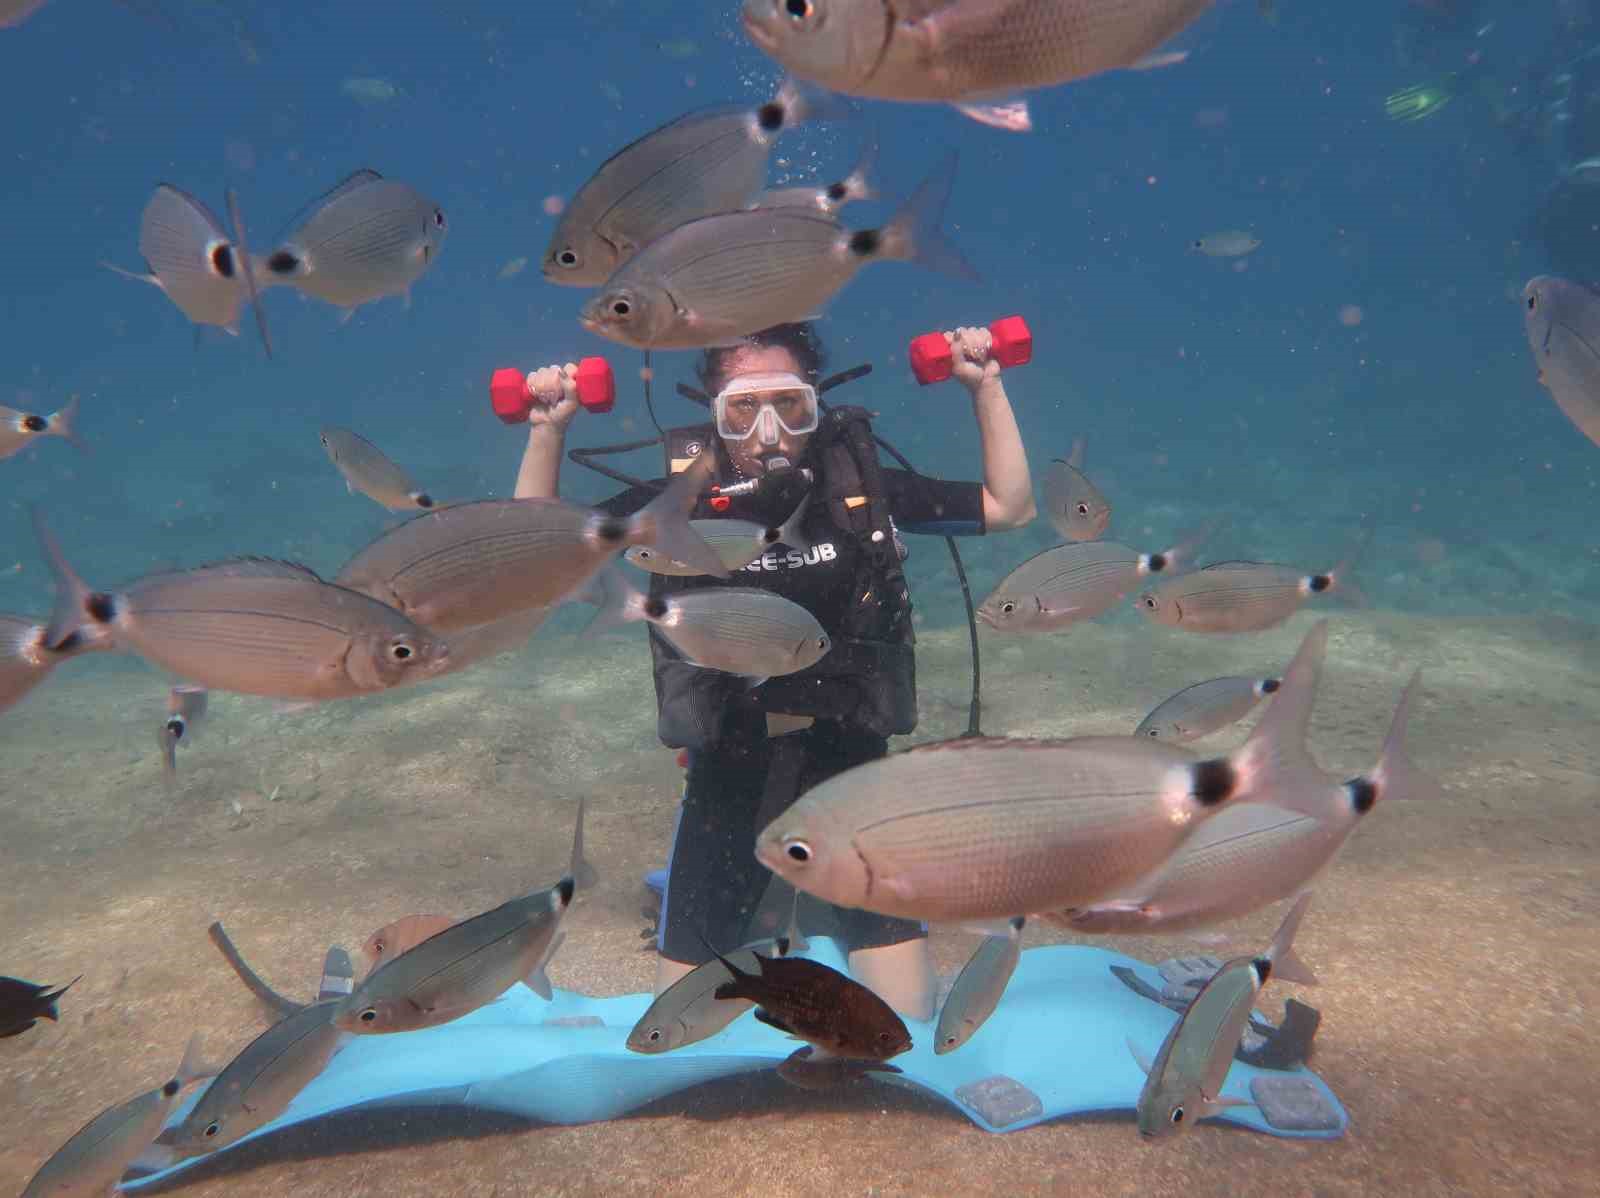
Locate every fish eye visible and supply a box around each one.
[373,938,385,952]
[1075,503,1090,516]
[999,601,1016,615]
[611,298,632,317]
[1527,293,1538,310]
[1141,595,1158,609]
[433,208,446,228]
[816,637,828,650]
[204,1120,221,1137]
[783,0,813,20]
[877,1030,894,1042]
[1147,728,1160,737]
[783,839,812,864]
[556,248,579,268]
[359,1007,378,1023]
[1170,1106,1185,1124]
[390,641,415,661]
[647,1028,662,1042]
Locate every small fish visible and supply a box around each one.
[263,169,447,316]
[341,76,400,106]
[741,0,1223,132]
[1040,437,1109,542]
[977,529,1205,633]
[750,129,878,217]
[497,256,529,280]
[335,458,725,633]
[626,947,768,1053]
[0,975,79,1038]
[0,396,85,461]
[20,1034,208,1198]
[580,152,975,350]
[1137,531,1368,634]
[1061,670,1441,934]
[934,917,1024,1054]
[34,513,452,701]
[655,36,700,59]
[104,185,267,342]
[757,622,1339,921]
[776,1044,904,1090]
[711,945,913,1060]
[0,613,111,716]
[1523,276,1600,449]
[1131,892,1318,1139]
[624,497,812,576]
[1191,230,1261,257]
[156,684,209,781]
[545,78,849,287]
[159,1000,347,1155]
[586,569,832,681]
[1135,676,1280,742]
[319,427,434,511]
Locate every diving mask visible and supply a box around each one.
[713,371,820,447]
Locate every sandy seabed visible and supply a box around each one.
[1,609,1596,1198]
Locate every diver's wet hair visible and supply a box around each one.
[697,322,828,393]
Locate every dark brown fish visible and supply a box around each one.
[0,975,80,1038]
[711,947,912,1060]
[776,1044,904,1090]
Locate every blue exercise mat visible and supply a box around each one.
[124,939,1346,1188]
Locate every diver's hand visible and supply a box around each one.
[947,327,1002,393]
[526,364,582,432]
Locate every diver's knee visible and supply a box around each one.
[849,939,936,1022]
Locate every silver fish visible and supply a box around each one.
[1134,676,1279,742]
[160,1000,347,1154]
[0,612,110,716]
[335,874,574,1034]
[20,1034,208,1198]
[334,457,724,633]
[580,152,975,350]
[545,79,847,287]
[1191,230,1260,257]
[741,0,1218,131]
[263,169,446,315]
[626,947,768,1053]
[1040,437,1109,542]
[1137,546,1362,635]
[588,570,831,681]
[1523,275,1600,448]
[104,185,267,342]
[0,0,49,29]
[977,532,1199,633]
[319,426,434,511]
[750,129,878,216]
[157,684,209,781]
[934,916,1024,1054]
[624,497,812,576]
[0,396,84,461]
[35,515,452,702]
[755,622,1334,921]
[1063,670,1440,934]
[1131,892,1318,1139]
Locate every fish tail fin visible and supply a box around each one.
[1226,620,1329,807]
[40,975,81,1020]
[1263,892,1318,986]
[48,394,88,454]
[774,493,812,551]
[1366,669,1447,804]
[840,126,880,205]
[577,564,651,638]
[32,508,101,651]
[226,188,275,360]
[878,150,980,282]
[1324,515,1376,608]
[570,797,600,890]
[773,76,855,129]
[632,457,727,578]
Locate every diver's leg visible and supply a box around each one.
[849,938,937,1022]
[654,955,696,993]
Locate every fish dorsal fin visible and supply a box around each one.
[275,168,386,243]
[194,556,325,582]
[1067,436,1086,470]
[1201,559,1271,571]
[153,182,229,239]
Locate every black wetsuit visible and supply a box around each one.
[599,457,985,964]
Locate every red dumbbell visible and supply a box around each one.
[908,316,1033,385]
[489,357,616,423]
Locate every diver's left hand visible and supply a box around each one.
[947,327,1002,392]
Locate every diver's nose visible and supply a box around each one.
[754,405,780,447]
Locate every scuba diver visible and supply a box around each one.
[512,321,1035,1020]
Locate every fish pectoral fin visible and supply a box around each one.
[950,96,1032,133]
[1203,1090,1254,1112]
[1126,1037,1154,1077]
[881,874,918,902]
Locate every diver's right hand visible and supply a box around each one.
[526,364,582,431]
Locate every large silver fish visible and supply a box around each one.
[741,0,1221,131]
[545,79,848,287]
[35,514,451,701]
[1060,671,1440,934]
[20,1034,208,1198]
[1134,676,1279,742]
[756,623,1338,922]
[934,916,1024,1054]
[0,613,111,716]
[335,457,724,632]
[319,426,434,511]
[1131,892,1318,1140]
[1040,437,1109,542]
[1137,555,1358,635]
[1523,275,1600,449]
[0,396,84,461]
[262,170,446,315]
[156,684,209,782]
[624,499,812,577]
[580,152,975,350]
[977,533,1197,633]
[159,1001,347,1155]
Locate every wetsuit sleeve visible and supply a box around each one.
[880,468,987,536]
[593,481,665,518]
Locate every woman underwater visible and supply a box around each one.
[512,321,1034,1019]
